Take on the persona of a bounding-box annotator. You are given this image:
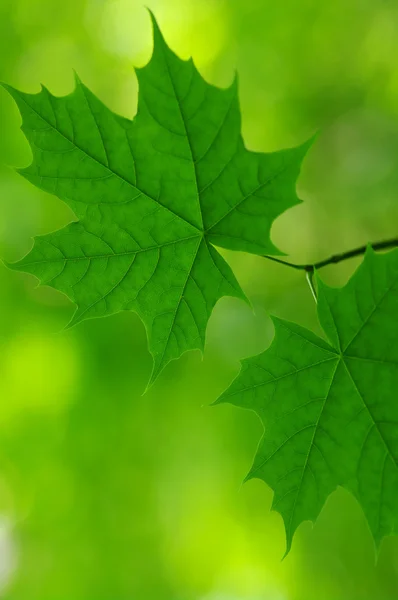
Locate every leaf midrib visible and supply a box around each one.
[15,234,201,267]
[152,236,203,380]
[157,41,204,231]
[344,269,398,354]
[15,89,202,233]
[342,358,398,469]
[286,358,341,543]
[224,355,338,399]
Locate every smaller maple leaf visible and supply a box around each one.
[217,247,398,554]
[3,12,310,385]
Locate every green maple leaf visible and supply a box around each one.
[218,247,398,554]
[4,13,309,384]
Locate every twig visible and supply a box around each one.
[262,238,398,273]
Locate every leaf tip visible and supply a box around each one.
[3,255,30,273]
[0,81,18,100]
[65,310,82,331]
[243,469,255,484]
[241,290,252,310]
[307,129,320,145]
[145,6,157,22]
[231,69,239,91]
[141,380,152,396]
[0,257,12,273]
[146,360,162,391]
[269,313,284,330]
[278,514,295,559]
[296,131,318,163]
[72,69,82,87]
[281,539,292,561]
[146,8,166,46]
[211,393,225,407]
[212,376,241,406]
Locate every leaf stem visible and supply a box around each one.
[263,237,398,273]
[305,270,317,302]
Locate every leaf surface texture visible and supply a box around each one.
[5,14,308,383]
[218,248,398,552]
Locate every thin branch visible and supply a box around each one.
[262,238,398,273]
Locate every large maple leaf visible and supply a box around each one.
[218,247,398,553]
[4,14,309,384]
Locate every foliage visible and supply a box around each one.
[3,7,398,565]
[4,13,308,385]
[218,247,398,553]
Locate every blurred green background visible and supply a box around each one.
[1,0,398,598]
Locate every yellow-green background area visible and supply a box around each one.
[0,0,398,598]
